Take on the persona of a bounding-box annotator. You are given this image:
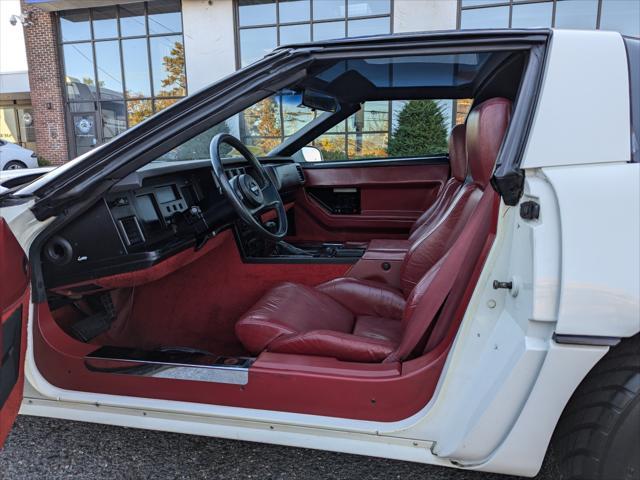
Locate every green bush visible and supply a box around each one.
[387,100,448,157]
[37,156,52,167]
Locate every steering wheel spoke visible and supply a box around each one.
[261,183,280,205]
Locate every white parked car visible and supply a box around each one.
[0,29,638,479]
[0,139,38,170]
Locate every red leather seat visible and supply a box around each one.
[408,123,467,241]
[236,98,512,362]
[344,124,467,250]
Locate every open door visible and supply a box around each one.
[0,218,29,447]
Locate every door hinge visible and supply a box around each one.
[520,200,540,220]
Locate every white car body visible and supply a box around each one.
[0,30,638,478]
[0,140,38,170]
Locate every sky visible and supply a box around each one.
[0,0,29,73]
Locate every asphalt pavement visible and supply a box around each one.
[0,415,561,479]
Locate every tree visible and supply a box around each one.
[159,41,186,97]
[127,100,153,127]
[387,100,448,157]
[244,98,281,154]
[315,135,346,161]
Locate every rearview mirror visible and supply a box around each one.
[301,89,339,112]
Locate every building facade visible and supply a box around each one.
[0,0,34,154]
[15,0,640,164]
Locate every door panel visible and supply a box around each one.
[289,161,449,242]
[0,219,29,448]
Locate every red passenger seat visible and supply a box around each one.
[236,98,512,362]
[408,123,467,241]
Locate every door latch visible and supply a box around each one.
[493,280,512,290]
[493,276,521,297]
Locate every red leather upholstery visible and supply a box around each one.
[235,278,405,360]
[266,313,403,363]
[449,123,468,182]
[408,124,467,240]
[267,328,398,363]
[236,98,512,362]
[318,278,405,319]
[365,239,412,253]
[467,98,512,186]
[400,186,482,295]
[236,283,354,355]
[400,98,511,293]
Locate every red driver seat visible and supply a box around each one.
[235,98,512,362]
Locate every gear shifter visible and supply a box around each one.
[276,241,313,256]
[263,220,311,256]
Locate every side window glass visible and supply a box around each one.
[303,98,472,163]
[151,90,318,163]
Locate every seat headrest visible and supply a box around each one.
[466,97,512,187]
[449,124,467,182]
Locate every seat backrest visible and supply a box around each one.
[398,98,512,297]
[408,124,467,241]
[384,97,511,362]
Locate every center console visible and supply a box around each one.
[347,239,411,288]
[236,224,366,264]
[236,223,411,289]
[274,241,367,259]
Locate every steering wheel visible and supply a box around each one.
[209,133,288,240]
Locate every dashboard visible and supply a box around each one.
[42,158,305,289]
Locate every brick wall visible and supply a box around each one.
[20,2,69,165]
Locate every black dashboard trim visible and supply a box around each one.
[41,159,305,290]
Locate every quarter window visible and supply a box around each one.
[58,1,187,156]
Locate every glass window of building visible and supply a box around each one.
[58,1,186,156]
[236,0,392,155]
[459,0,639,36]
[0,103,36,153]
[237,0,392,67]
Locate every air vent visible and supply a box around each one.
[119,216,145,246]
[295,164,305,184]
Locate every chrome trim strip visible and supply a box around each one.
[85,346,254,385]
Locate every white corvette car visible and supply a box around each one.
[0,29,638,479]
